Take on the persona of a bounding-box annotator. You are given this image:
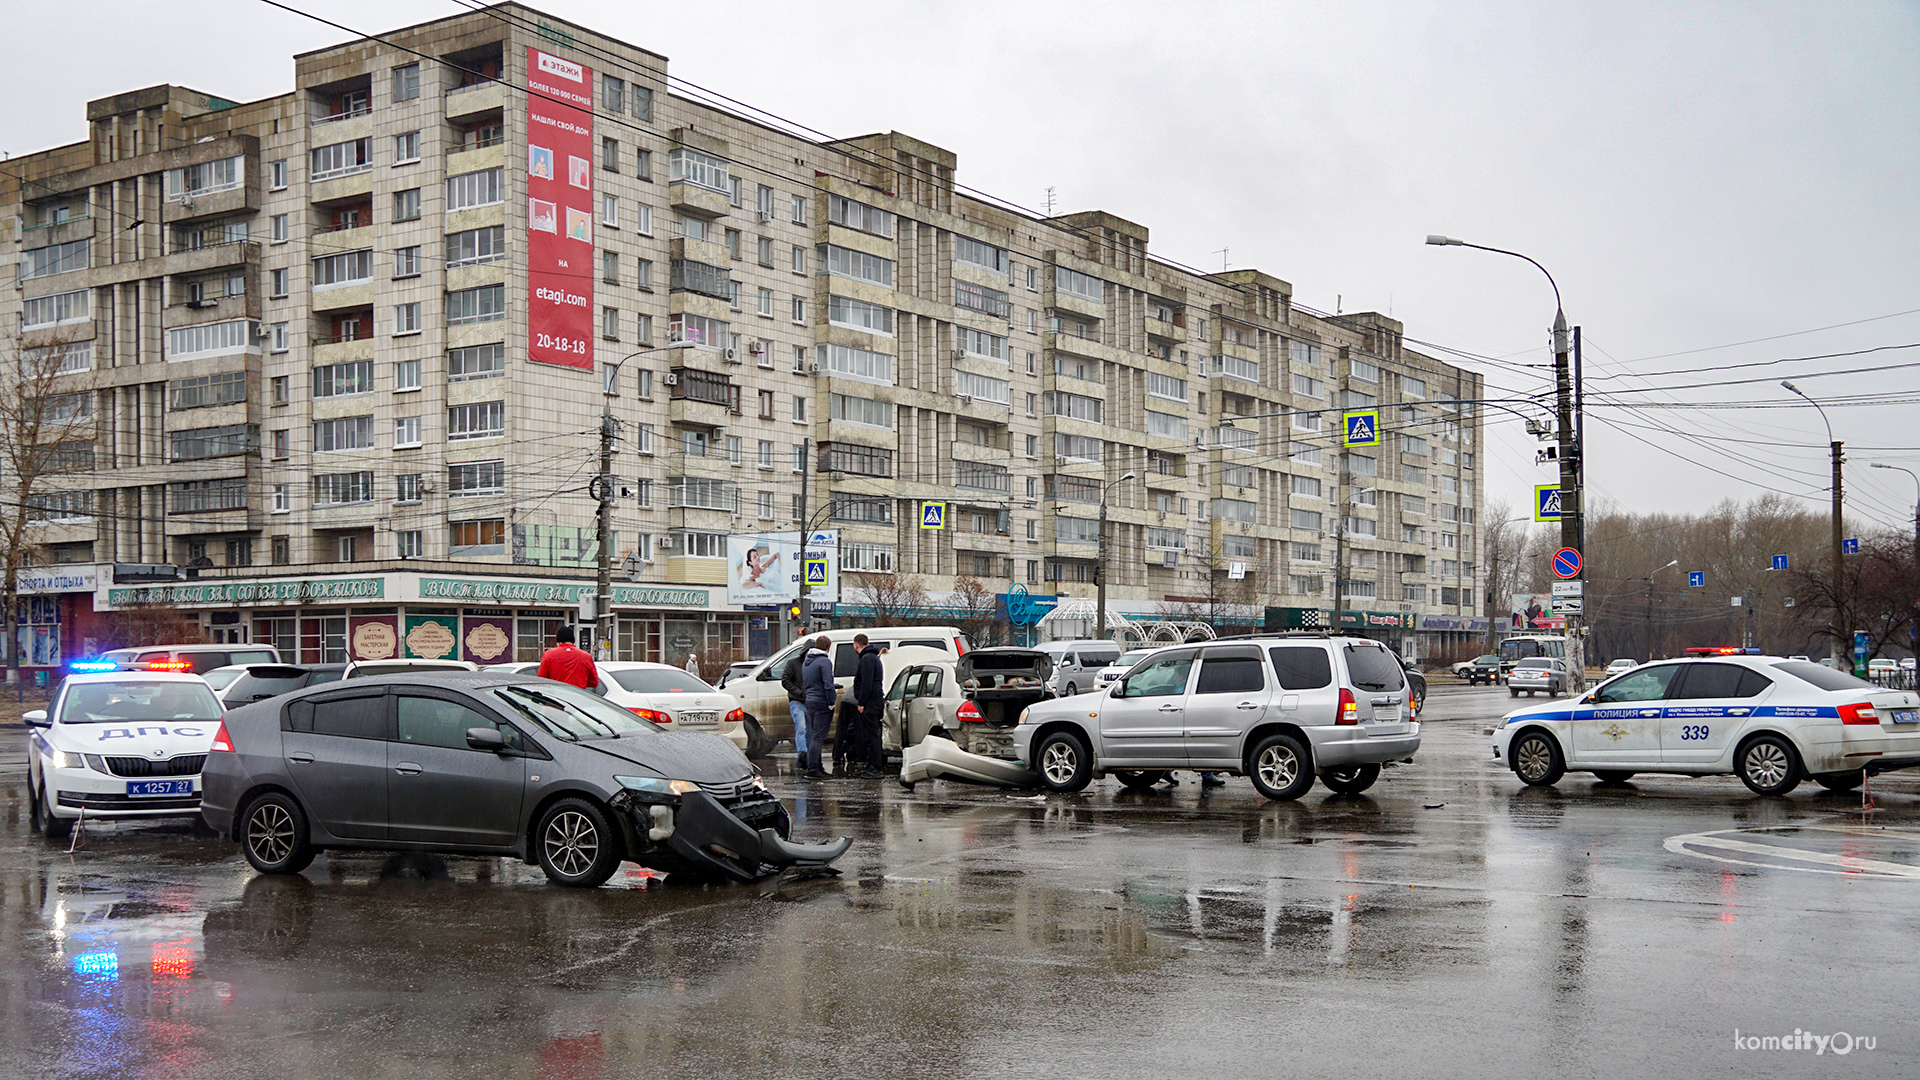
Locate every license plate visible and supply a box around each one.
[679,711,719,726]
[1893,710,1919,725]
[127,779,193,797]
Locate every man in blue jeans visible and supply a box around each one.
[800,636,837,779]
[780,635,810,760]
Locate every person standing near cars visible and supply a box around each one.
[781,635,811,760]
[536,625,598,689]
[800,636,836,779]
[684,651,700,678]
[849,634,886,778]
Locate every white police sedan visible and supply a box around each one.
[25,670,226,838]
[1492,653,1920,795]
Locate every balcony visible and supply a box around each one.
[669,181,730,219]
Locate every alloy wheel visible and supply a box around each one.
[1041,741,1078,785]
[1516,738,1553,782]
[544,810,600,878]
[1744,742,1790,788]
[247,803,294,865]
[1257,744,1299,791]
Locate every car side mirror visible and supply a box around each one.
[1580,693,1597,705]
[466,727,508,752]
[23,710,49,727]
[758,668,777,680]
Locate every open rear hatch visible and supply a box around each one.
[955,648,1054,758]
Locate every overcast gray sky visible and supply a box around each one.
[8,1,1916,532]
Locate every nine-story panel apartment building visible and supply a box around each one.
[2,3,1486,663]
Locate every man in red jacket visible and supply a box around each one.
[536,624,598,689]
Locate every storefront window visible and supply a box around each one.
[300,614,347,664]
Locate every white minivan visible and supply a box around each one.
[1036,640,1124,697]
[727,626,969,751]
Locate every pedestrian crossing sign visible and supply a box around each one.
[919,502,947,529]
[1343,410,1380,447]
[1534,485,1563,522]
[804,558,828,585]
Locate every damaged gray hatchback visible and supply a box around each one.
[199,672,849,887]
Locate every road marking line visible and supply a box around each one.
[1664,828,1920,878]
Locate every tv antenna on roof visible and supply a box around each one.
[1044,186,1056,215]
[1213,248,1228,272]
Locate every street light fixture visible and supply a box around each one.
[593,340,699,660]
[1871,462,1920,658]
[1428,234,1586,688]
[1094,471,1136,644]
[1644,559,1679,660]
[1783,380,1846,664]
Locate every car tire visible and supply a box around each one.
[742,717,772,759]
[239,792,316,875]
[1509,687,1519,697]
[536,798,623,887]
[1813,771,1864,793]
[1034,730,1093,794]
[1064,681,1078,697]
[1112,770,1166,791]
[34,782,72,840]
[1736,734,1803,796]
[1593,770,1635,785]
[1247,733,1314,801]
[1320,763,1381,795]
[1511,730,1565,786]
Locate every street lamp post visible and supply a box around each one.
[1427,235,1586,689]
[1094,472,1136,644]
[1870,462,1920,660]
[1644,559,1678,661]
[595,341,696,660]
[1783,381,1845,665]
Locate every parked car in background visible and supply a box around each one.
[713,661,758,689]
[97,644,280,674]
[200,665,251,697]
[200,672,850,886]
[1036,640,1124,697]
[1014,635,1420,800]
[1094,648,1163,693]
[727,626,969,748]
[1508,657,1569,697]
[595,662,754,754]
[1463,655,1503,686]
[1495,655,1920,795]
[221,664,348,707]
[1868,658,1898,676]
[26,672,226,838]
[1451,654,1497,678]
[1398,654,1428,711]
[1604,658,1639,677]
[890,647,1054,787]
[344,659,480,678]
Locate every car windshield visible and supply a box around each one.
[608,669,715,694]
[488,683,658,740]
[61,680,222,723]
[1343,644,1406,692]
[1114,651,1155,666]
[1773,661,1878,692]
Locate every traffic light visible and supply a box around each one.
[787,597,811,622]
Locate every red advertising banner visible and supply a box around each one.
[525,47,594,370]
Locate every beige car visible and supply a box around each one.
[888,647,1055,788]
[726,626,970,749]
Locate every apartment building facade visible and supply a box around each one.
[1,3,1488,669]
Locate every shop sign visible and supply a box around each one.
[404,616,459,660]
[419,578,709,608]
[1337,610,1413,630]
[105,577,385,608]
[350,618,399,660]
[18,566,98,594]
[463,616,513,664]
[1415,614,1492,632]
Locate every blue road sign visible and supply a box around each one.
[1343,410,1379,447]
[1534,485,1563,522]
[804,558,828,585]
[1843,537,1860,555]
[1552,548,1582,579]
[918,502,946,529]
[1771,554,1788,571]
[1688,571,1705,588]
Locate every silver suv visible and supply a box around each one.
[1011,635,1420,800]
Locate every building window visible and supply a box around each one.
[822,245,894,288]
[602,135,620,172]
[446,167,505,210]
[394,416,422,448]
[602,74,625,113]
[392,63,420,102]
[636,257,653,288]
[397,530,423,559]
[313,359,374,398]
[757,288,774,317]
[602,306,620,340]
[394,302,422,335]
[395,131,421,163]
[313,415,374,453]
[602,193,619,227]
[1053,265,1104,303]
[448,460,505,497]
[311,138,372,181]
[602,249,620,284]
[758,439,774,467]
[819,443,893,478]
[829,393,892,429]
[827,295,893,335]
[449,519,506,556]
[449,401,505,440]
[447,284,506,324]
[312,249,374,288]
[446,226,505,267]
[668,148,731,192]
[758,389,775,419]
[634,204,652,236]
[637,314,653,345]
[395,246,421,277]
[313,471,374,506]
[395,474,422,504]
[272,485,291,513]
[270,429,289,460]
[393,358,422,391]
[792,394,807,422]
[954,235,1009,274]
[269,214,289,242]
[954,371,1009,403]
[636,148,652,180]
[269,159,287,189]
[270,268,289,297]
[828,194,894,237]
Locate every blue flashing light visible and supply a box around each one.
[71,951,119,978]
[69,660,118,673]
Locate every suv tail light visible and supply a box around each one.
[1838,701,1880,725]
[209,721,235,753]
[957,700,984,723]
[1337,688,1359,725]
[953,637,968,656]
[1408,687,1418,721]
[630,707,672,724]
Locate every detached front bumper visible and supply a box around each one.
[901,736,1038,788]
[642,790,850,882]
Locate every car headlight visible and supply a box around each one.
[749,774,768,792]
[1018,707,1030,725]
[615,776,700,796]
[51,749,88,770]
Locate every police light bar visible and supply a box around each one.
[145,660,193,671]
[69,660,118,673]
[1684,647,1761,655]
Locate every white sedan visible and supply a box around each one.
[596,662,750,751]
[26,672,227,838]
[1493,654,1920,795]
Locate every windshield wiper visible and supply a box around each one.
[512,687,620,738]
[1353,680,1391,690]
[495,690,581,741]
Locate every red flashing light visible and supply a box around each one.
[957,700,984,723]
[146,660,192,671]
[209,721,235,753]
[1838,702,1880,725]
[1336,688,1359,725]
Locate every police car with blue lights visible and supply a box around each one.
[1492,648,1920,795]
[25,661,226,837]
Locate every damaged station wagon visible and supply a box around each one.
[889,647,1056,788]
[200,672,849,887]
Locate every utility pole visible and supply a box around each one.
[593,405,616,661]
[1551,309,1586,690]
[796,438,810,630]
[1785,382,1843,664]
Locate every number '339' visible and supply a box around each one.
[1680,725,1710,740]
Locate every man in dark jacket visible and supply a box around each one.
[800,636,836,779]
[780,636,811,761]
[848,634,886,778]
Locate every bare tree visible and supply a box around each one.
[92,603,208,653]
[949,574,1004,646]
[0,328,98,686]
[847,572,928,627]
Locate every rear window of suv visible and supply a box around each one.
[1343,644,1406,692]
[1268,647,1332,690]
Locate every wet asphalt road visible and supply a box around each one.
[1,684,1916,1080]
